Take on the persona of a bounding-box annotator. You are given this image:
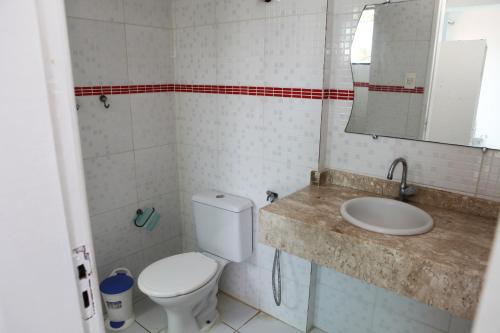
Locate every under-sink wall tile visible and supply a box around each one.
[83,152,138,216]
[123,0,173,28]
[371,306,445,333]
[375,288,451,332]
[131,93,176,149]
[67,18,128,86]
[126,25,174,84]
[258,267,310,331]
[134,144,178,201]
[77,95,133,159]
[316,266,377,304]
[65,0,124,22]
[448,317,473,333]
[313,284,375,333]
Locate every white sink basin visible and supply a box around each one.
[340,197,433,236]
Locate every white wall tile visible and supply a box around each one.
[216,20,266,86]
[123,0,173,28]
[65,0,124,22]
[218,95,264,158]
[126,25,173,84]
[174,25,217,84]
[264,14,327,88]
[173,0,216,28]
[449,317,472,333]
[77,95,133,158]
[215,0,267,23]
[67,18,128,85]
[477,150,500,200]
[83,152,138,215]
[131,93,176,149]
[375,289,450,332]
[135,144,178,201]
[372,306,445,333]
[91,203,141,267]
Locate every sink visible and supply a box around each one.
[340,197,433,235]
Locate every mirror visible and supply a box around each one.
[346,0,500,149]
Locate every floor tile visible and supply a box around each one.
[134,298,167,333]
[209,321,236,333]
[218,293,259,330]
[239,312,302,333]
[106,321,148,333]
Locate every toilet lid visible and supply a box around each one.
[138,252,218,298]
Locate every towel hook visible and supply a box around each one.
[99,94,110,108]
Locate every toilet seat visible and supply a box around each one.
[138,252,218,298]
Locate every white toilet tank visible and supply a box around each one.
[192,191,253,262]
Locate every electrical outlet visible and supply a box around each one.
[404,73,417,89]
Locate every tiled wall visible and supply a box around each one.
[172,0,327,330]
[313,266,472,333]
[65,0,182,300]
[322,0,500,202]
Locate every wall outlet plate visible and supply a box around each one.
[404,73,417,89]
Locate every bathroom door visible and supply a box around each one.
[0,1,104,332]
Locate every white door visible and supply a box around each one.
[0,1,104,332]
[426,40,487,145]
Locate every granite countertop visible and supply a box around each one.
[259,171,499,320]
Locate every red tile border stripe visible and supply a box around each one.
[354,82,424,94]
[74,83,423,100]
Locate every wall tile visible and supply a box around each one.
[126,25,173,84]
[173,0,216,28]
[138,191,182,247]
[218,95,264,158]
[65,0,124,22]
[175,25,217,84]
[123,0,173,28]
[372,306,445,333]
[91,203,141,267]
[477,150,500,200]
[135,144,178,201]
[131,93,176,149]
[215,0,267,23]
[67,18,128,85]
[216,20,266,86]
[375,289,450,332]
[83,152,138,216]
[449,317,472,333]
[77,95,133,158]
[177,144,219,194]
[314,285,375,333]
[264,14,327,88]
[176,93,218,148]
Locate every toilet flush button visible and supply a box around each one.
[216,194,225,198]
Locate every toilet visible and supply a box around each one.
[138,191,253,333]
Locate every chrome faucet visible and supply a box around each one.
[387,158,416,201]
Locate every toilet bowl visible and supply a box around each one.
[139,252,228,333]
[138,191,253,333]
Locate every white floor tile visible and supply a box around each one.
[209,321,236,333]
[134,298,167,333]
[239,312,302,333]
[218,293,259,330]
[106,321,148,333]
